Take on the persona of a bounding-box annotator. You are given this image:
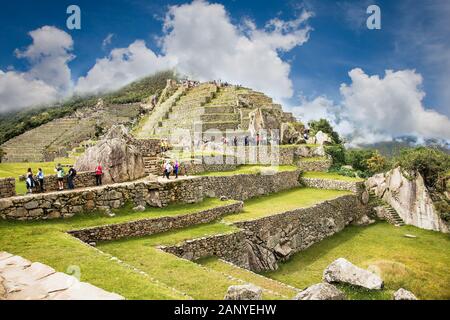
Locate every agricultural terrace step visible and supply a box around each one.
[95,223,280,300]
[68,200,243,243]
[198,257,299,298]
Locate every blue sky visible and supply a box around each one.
[1,0,449,143]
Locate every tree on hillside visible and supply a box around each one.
[394,147,450,191]
[0,147,5,163]
[308,119,341,144]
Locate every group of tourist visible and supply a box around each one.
[24,163,104,194]
[162,160,180,179]
[160,139,170,153]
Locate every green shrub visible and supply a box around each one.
[434,200,450,222]
[393,147,450,190]
[325,144,346,168]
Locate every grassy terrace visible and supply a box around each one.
[195,165,298,177]
[302,171,365,182]
[0,199,240,300]
[264,222,450,300]
[222,187,351,223]
[0,160,74,195]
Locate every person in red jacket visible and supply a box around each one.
[95,162,103,186]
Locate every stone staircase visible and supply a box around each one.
[368,190,405,226]
[136,86,188,138]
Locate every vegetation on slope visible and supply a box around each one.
[0,70,176,146]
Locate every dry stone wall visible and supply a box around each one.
[69,201,243,243]
[201,169,302,201]
[300,177,365,194]
[0,170,314,221]
[161,194,367,272]
[296,159,332,172]
[0,178,204,221]
[0,178,15,198]
[19,171,98,193]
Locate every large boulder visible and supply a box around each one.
[366,167,449,233]
[280,122,304,145]
[293,283,346,300]
[75,125,146,184]
[224,284,262,300]
[323,258,384,290]
[393,288,418,300]
[314,131,333,145]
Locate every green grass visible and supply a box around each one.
[302,171,365,182]
[198,257,299,299]
[0,159,74,195]
[223,187,351,223]
[264,222,450,300]
[0,200,240,300]
[196,165,298,177]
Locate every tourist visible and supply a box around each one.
[95,162,103,186]
[25,168,35,194]
[67,166,77,190]
[55,164,65,191]
[37,168,45,193]
[244,136,249,146]
[164,161,172,179]
[173,160,179,179]
[233,136,238,147]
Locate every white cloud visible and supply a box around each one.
[292,68,450,145]
[0,70,60,113]
[341,68,450,141]
[77,0,312,100]
[102,33,115,49]
[161,0,312,101]
[75,40,174,94]
[0,26,74,112]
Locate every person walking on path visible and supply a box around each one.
[26,168,35,194]
[95,163,103,186]
[164,161,172,179]
[37,168,44,193]
[173,160,179,179]
[55,164,65,191]
[68,166,77,190]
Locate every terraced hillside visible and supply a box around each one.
[1,103,142,163]
[135,82,296,139]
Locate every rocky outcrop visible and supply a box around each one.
[75,125,146,184]
[393,288,418,300]
[323,258,384,290]
[307,131,332,146]
[0,252,124,300]
[281,122,304,145]
[366,167,449,233]
[224,284,262,300]
[293,283,346,300]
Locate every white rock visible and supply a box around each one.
[224,284,262,300]
[315,131,332,145]
[367,167,449,233]
[393,288,418,300]
[323,258,384,290]
[132,205,146,212]
[293,283,346,300]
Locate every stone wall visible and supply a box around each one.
[300,177,365,194]
[134,138,162,157]
[69,201,243,243]
[0,169,302,220]
[19,172,98,193]
[0,178,204,221]
[296,159,332,172]
[201,169,302,201]
[0,178,16,198]
[179,161,237,175]
[161,194,367,272]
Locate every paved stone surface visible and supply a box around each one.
[0,252,124,300]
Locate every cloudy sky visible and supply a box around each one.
[0,0,449,144]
